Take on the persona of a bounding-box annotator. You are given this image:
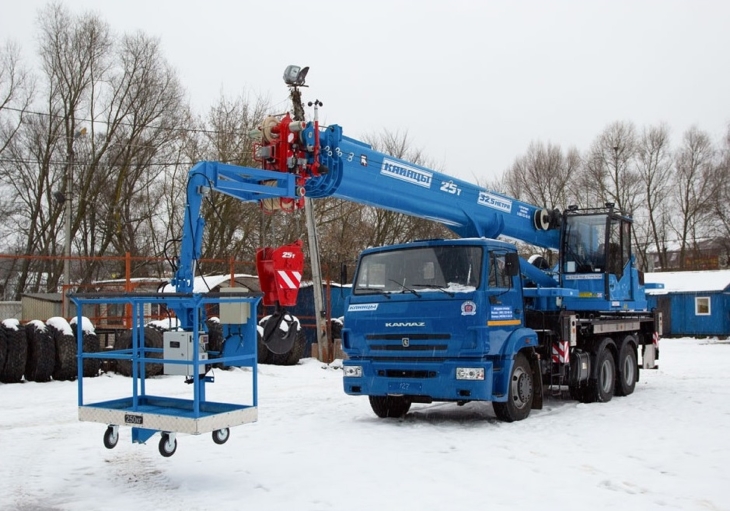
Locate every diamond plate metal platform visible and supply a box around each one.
[79,396,258,435]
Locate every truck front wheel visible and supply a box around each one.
[493,353,533,422]
[369,395,411,418]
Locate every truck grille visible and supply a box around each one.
[378,369,438,378]
[366,333,450,352]
[370,344,447,351]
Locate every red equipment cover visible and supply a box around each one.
[256,240,304,307]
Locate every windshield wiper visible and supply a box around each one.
[412,283,455,297]
[389,279,422,298]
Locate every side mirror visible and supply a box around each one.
[504,252,520,277]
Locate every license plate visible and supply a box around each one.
[388,382,422,393]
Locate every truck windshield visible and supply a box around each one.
[354,245,482,295]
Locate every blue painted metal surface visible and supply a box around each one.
[71,291,262,449]
[306,126,561,248]
[648,291,730,337]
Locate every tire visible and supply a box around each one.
[594,345,616,403]
[47,319,77,381]
[573,342,616,404]
[493,352,533,422]
[53,332,77,381]
[369,395,411,418]
[206,318,224,368]
[615,337,638,397]
[1,323,27,383]
[274,328,306,366]
[103,426,119,449]
[330,319,343,341]
[212,428,230,445]
[260,315,300,365]
[25,321,55,382]
[70,322,101,377]
[115,327,164,377]
[158,433,177,457]
[0,327,7,378]
[82,332,101,377]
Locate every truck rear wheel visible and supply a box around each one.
[615,337,637,396]
[369,395,411,418]
[493,353,533,422]
[572,343,616,404]
[595,346,616,402]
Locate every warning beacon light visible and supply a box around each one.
[283,65,309,86]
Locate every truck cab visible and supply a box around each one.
[560,205,648,311]
[342,238,537,420]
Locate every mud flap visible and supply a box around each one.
[530,356,543,410]
[642,343,658,369]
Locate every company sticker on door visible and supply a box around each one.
[490,306,513,320]
[348,303,379,312]
[461,301,477,316]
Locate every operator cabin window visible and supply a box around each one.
[695,297,711,316]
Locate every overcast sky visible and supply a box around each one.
[2,0,728,184]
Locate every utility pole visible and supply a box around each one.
[62,128,86,317]
[304,196,329,362]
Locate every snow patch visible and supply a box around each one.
[69,316,96,334]
[2,318,20,330]
[27,319,47,332]
[259,314,301,332]
[46,316,73,336]
[147,318,181,331]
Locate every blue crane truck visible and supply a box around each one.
[75,68,663,458]
[177,74,662,423]
[293,119,663,422]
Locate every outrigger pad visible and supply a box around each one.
[256,240,304,307]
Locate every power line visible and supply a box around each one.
[0,104,288,137]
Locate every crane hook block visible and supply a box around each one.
[256,240,305,307]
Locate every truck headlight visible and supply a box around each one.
[344,365,362,378]
[456,367,484,380]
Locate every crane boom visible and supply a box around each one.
[303,126,562,248]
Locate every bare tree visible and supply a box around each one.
[714,124,730,267]
[0,41,35,251]
[671,126,719,269]
[0,41,34,155]
[192,91,276,275]
[360,129,452,245]
[503,140,581,209]
[80,30,188,282]
[0,4,190,297]
[634,123,674,270]
[580,121,641,215]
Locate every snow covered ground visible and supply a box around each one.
[1,337,729,511]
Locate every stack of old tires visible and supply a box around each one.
[114,326,164,377]
[0,320,28,383]
[0,317,101,383]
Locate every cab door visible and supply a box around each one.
[485,251,524,333]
